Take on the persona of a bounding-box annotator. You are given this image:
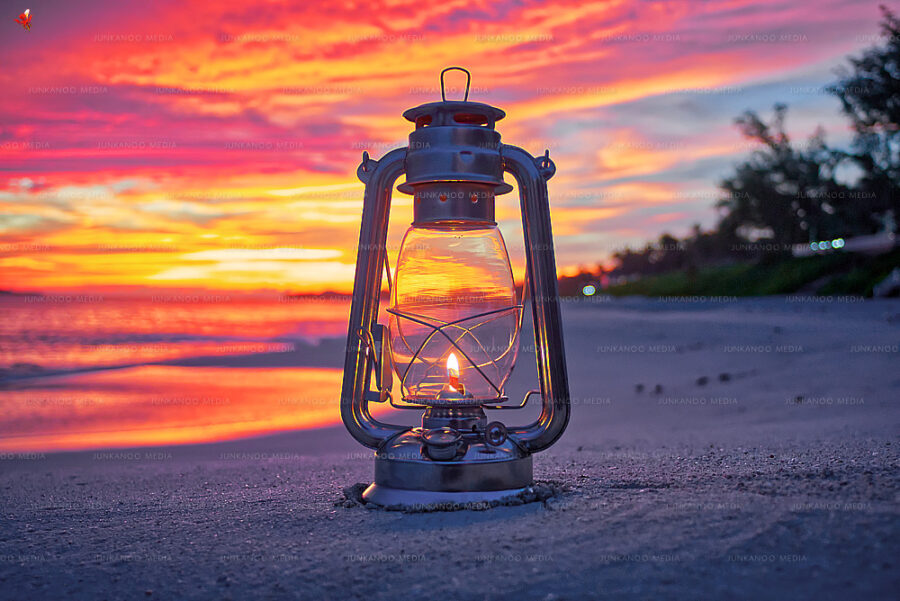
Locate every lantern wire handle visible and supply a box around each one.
[440,67,471,102]
[387,305,514,398]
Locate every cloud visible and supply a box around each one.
[137,200,231,225]
[180,248,342,261]
[148,260,356,289]
[0,214,71,234]
[0,0,885,290]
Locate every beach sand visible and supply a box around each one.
[1,297,898,600]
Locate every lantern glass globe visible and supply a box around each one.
[388,222,521,403]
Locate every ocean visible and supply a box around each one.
[0,294,364,452]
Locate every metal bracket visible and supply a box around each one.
[499,144,571,454]
[340,146,409,450]
[357,151,378,183]
[359,324,392,403]
[481,389,541,411]
[535,149,556,180]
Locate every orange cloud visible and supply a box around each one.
[0,0,881,292]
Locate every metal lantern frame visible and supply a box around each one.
[340,68,571,506]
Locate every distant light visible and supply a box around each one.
[818,241,830,250]
[832,238,845,248]
[582,284,597,296]
[809,243,818,251]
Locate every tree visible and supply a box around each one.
[601,7,900,281]
[716,105,857,249]
[828,5,900,223]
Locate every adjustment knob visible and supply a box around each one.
[485,421,508,446]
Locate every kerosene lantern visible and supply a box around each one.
[340,68,571,506]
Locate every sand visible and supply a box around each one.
[1,297,898,600]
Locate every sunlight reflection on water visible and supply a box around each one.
[0,365,393,452]
[0,296,386,452]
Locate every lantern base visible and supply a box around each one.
[359,428,533,508]
[361,483,529,508]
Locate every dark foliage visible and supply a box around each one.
[563,8,900,293]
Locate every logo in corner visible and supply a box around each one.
[15,9,32,31]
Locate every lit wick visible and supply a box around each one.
[447,352,460,392]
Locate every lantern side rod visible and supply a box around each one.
[340,147,409,449]
[500,144,571,454]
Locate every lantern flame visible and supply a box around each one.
[446,352,460,391]
[24,9,29,17]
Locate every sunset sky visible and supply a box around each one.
[0,0,886,293]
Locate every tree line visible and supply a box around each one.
[578,6,900,286]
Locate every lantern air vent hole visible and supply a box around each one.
[453,112,488,125]
[416,115,433,128]
[439,193,447,202]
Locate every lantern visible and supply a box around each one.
[341,68,571,506]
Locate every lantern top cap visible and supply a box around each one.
[402,101,506,129]
[402,67,505,129]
